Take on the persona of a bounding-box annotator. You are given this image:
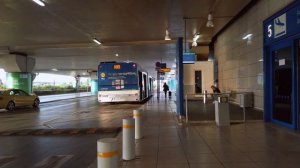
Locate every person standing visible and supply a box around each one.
[211,85,221,102]
[211,85,221,93]
[163,82,169,98]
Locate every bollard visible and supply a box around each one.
[203,90,207,104]
[122,118,135,160]
[97,138,118,168]
[133,110,142,139]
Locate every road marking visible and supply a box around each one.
[0,156,15,168]
[41,103,77,110]
[42,118,59,129]
[33,155,72,168]
[86,128,97,134]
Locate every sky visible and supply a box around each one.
[0,69,88,85]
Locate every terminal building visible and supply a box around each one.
[0,0,300,168]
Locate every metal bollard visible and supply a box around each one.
[203,90,207,104]
[97,138,118,168]
[122,118,135,160]
[133,110,142,139]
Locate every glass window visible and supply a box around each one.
[13,90,20,96]
[19,90,28,96]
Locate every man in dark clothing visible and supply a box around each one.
[211,85,221,101]
[211,85,221,93]
[163,83,169,98]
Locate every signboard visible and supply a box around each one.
[113,64,121,70]
[183,52,196,64]
[264,1,300,45]
[160,63,166,68]
[159,68,171,73]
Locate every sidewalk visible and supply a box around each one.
[39,92,93,103]
[116,97,300,168]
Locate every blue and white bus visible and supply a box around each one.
[98,62,153,103]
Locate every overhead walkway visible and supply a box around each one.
[39,92,93,103]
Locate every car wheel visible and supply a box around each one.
[6,101,15,111]
[33,99,40,108]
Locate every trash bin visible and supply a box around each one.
[214,96,230,126]
[239,92,253,108]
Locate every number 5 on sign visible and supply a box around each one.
[268,25,272,38]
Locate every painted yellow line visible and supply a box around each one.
[97,151,118,158]
[133,114,141,118]
[122,124,134,129]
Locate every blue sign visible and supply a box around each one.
[264,1,300,45]
[183,52,196,64]
[98,62,139,91]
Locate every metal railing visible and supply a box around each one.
[184,91,258,124]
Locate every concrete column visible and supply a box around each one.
[75,75,80,92]
[0,54,35,94]
[91,79,98,95]
[6,72,32,93]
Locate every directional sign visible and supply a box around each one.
[264,1,300,45]
[159,68,171,73]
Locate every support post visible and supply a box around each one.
[97,138,118,168]
[133,110,142,139]
[122,118,135,160]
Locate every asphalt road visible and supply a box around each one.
[0,96,143,168]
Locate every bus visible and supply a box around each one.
[98,62,153,103]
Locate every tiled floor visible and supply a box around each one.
[120,97,300,168]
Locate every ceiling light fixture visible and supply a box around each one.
[192,33,201,47]
[51,68,58,71]
[194,33,200,41]
[115,53,119,57]
[32,0,45,7]
[165,30,171,40]
[242,33,253,40]
[93,38,101,45]
[206,13,214,27]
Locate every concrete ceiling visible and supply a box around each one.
[0,0,251,78]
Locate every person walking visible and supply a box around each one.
[163,83,169,98]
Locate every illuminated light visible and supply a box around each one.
[93,38,101,45]
[32,0,45,6]
[115,53,119,57]
[113,64,121,70]
[193,33,200,41]
[132,64,136,68]
[165,30,171,40]
[259,58,263,62]
[52,68,58,71]
[206,14,214,27]
[242,33,253,40]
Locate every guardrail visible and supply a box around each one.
[184,92,256,124]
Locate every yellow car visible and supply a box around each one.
[0,89,40,111]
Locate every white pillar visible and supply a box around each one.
[97,138,118,168]
[122,118,135,160]
[203,90,207,104]
[133,110,142,139]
